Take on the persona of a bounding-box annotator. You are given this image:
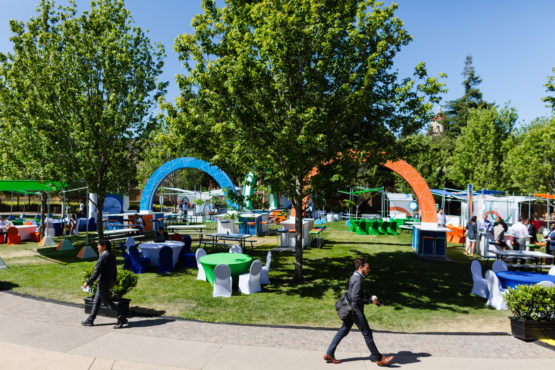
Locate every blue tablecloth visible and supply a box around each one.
[496,271,555,289]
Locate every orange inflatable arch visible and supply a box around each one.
[292,159,437,225]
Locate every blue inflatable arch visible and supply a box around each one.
[139,157,237,212]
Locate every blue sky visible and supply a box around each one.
[1,0,553,125]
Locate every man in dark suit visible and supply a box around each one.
[82,240,128,328]
[153,227,169,242]
[524,218,537,244]
[324,258,394,366]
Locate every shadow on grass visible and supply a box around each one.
[35,246,88,264]
[0,281,19,290]
[130,306,167,317]
[270,248,484,313]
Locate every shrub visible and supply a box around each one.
[82,266,138,300]
[504,284,555,321]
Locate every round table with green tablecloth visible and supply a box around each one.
[198,253,253,285]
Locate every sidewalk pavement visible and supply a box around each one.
[0,292,553,369]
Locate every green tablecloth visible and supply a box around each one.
[199,253,253,286]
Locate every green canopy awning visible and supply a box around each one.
[338,186,383,195]
[0,180,68,193]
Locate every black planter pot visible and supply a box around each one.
[510,317,555,341]
[83,297,130,318]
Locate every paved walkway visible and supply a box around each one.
[0,292,553,369]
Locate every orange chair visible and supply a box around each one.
[170,233,182,241]
[31,231,41,242]
[7,227,21,244]
[24,221,33,225]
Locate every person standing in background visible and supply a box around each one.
[466,216,478,256]
[436,208,447,227]
[524,218,537,244]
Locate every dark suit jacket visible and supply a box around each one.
[348,271,372,312]
[87,250,117,286]
[527,224,537,243]
[153,231,169,242]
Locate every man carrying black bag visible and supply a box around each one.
[324,258,394,366]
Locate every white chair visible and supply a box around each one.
[536,281,554,286]
[72,218,80,235]
[485,270,507,310]
[470,260,488,298]
[195,248,207,281]
[548,266,555,276]
[238,259,262,294]
[213,264,232,298]
[492,260,508,273]
[45,218,55,237]
[229,244,243,254]
[259,251,272,285]
[126,237,135,250]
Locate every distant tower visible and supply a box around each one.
[428,106,445,136]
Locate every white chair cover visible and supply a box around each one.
[536,281,554,286]
[238,259,262,294]
[45,218,55,237]
[492,260,508,273]
[72,218,80,235]
[260,251,272,285]
[470,260,488,298]
[549,266,555,276]
[485,270,507,310]
[195,248,207,281]
[229,244,243,254]
[213,264,232,298]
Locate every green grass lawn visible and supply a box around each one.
[0,222,510,332]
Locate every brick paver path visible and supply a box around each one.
[0,292,553,359]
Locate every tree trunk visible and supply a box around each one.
[293,177,304,282]
[39,191,47,238]
[96,194,105,240]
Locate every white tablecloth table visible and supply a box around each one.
[15,225,37,241]
[280,218,315,247]
[139,241,184,267]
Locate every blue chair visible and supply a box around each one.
[119,242,132,271]
[178,235,196,268]
[88,218,97,231]
[158,246,174,274]
[35,214,41,219]
[128,245,150,274]
[182,235,192,252]
[7,215,15,220]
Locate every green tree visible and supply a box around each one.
[169,0,444,280]
[444,55,492,136]
[543,67,555,113]
[449,106,517,190]
[504,117,555,193]
[394,134,456,192]
[0,0,166,238]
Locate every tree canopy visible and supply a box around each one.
[167,0,445,279]
[444,55,492,136]
[0,0,166,237]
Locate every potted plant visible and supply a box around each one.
[504,284,555,341]
[82,267,138,318]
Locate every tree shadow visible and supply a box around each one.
[269,248,486,312]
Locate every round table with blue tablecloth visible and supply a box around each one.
[496,271,555,289]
